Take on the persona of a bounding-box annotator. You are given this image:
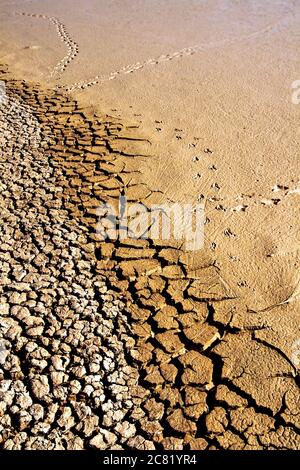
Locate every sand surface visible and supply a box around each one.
[0,0,299,450]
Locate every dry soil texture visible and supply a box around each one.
[0,66,299,450]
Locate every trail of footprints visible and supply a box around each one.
[19,12,79,78]
[189,148,299,213]
[0,68,299,449]
[189,147,299,250]
[18,7,294,91]
[62,13,294,92]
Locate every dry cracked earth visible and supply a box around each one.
[0,64,299,450]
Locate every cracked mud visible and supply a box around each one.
[0,65,299,450]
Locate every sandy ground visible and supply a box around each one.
[0,0,299,450]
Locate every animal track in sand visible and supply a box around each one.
[205,183,300,214]
[24,6,290,92]
[65,22,289,91]
[16,4,294,92]
[18,12,79,78]
[190,156,299,265]
[189,142,299,216]
[186,139,298,224]
[232,184,300,211]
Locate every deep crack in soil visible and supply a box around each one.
[0,65,299,450]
